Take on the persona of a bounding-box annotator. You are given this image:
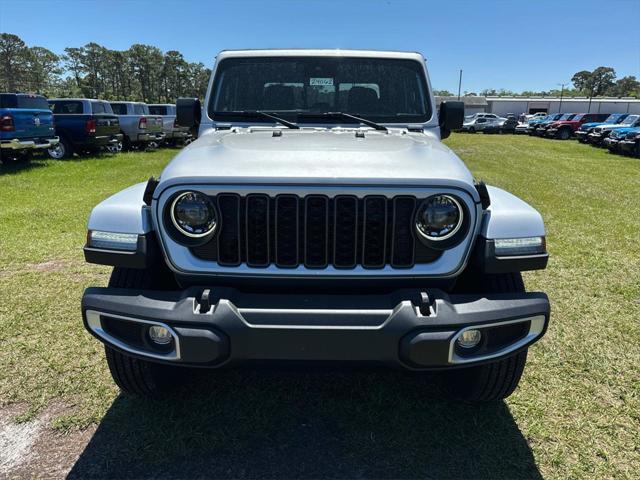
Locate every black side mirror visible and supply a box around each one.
[439,101,465,139]
[176,97,202,128]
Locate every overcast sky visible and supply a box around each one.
[2,0,639,93]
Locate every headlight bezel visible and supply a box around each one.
[414,194,469,250]
[165,190,219,245]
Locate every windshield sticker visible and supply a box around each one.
[310,77,334,86]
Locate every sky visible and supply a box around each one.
[1,0,639,93]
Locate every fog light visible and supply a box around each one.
[148,325,172,345]
[457,329,482,348]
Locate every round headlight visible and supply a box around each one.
[170,191,217,238]
[415,195,463,242]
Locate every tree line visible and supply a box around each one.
[435,67,640,98]
[0,33,211,103]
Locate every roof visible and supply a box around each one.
[48,98,106,102]
[435,96,488,107]
[486,96,640,103]
[217,49,425,61]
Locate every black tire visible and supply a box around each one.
[558,128,571,140]
[441,272,529,402]
[47,136,73,159]
[104,266,186,397]
[469,127,475,133]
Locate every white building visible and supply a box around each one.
[436,96,640,117]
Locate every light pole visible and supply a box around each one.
[557,82,568,113]
[457,69,463,100]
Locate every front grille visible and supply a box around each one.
[191,194,441,269]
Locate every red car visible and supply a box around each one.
[545,113,609,140]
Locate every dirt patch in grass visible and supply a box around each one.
[0,402,95,479]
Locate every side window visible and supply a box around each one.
[477,118,487,123]
[111,104,127,115]
[133,104,146,115]
[91,102,106,114]
[1,94,17,108]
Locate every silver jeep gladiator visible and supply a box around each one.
[82,49,550,402]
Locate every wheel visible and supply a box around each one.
[47,137,72,159]
[634,141,640,158]
[441,272,530,402]
[558,128,571,140]
[103,266,186,397]
[121,134,131,151]
[469,127,475,133]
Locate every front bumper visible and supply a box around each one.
[1,136,59,150]
[619,139,637,153]
[81,287,550,370]
[588,132,604,143]
[603,137,619,150]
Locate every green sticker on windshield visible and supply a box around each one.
[310,77,334,86]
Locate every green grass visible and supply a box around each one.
[1,137,639,479]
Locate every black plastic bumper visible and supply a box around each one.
[81,286,550,370]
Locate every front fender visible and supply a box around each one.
[87,182,152,234]
[481,186,545,239]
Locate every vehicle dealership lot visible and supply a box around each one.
[0,136,638,478]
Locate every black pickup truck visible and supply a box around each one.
[47,98,122,159]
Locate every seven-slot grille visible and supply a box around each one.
[190,194,441,269]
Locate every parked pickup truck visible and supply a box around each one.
[47,98,122,159]
[0,93,58,162]
[109,102,164,150]
[147,104,191,146]
[82,49,550,403]
[603,126,640,153]
[544,113,609,140]
[588,114,640,145]
[575,113,629,143]
[618,129,640,157]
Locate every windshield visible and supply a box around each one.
[209,56,431,124]
[572,114,584,121]
[604,114,620,123]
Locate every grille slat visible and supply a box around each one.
[362,196,387,268]
[246,194,270,267]
[191,193,442,269]
[304,196,329,268]
[275,195,299,267]
[333,196,358,268]
[217,194,241,265]
[391,196,416,267]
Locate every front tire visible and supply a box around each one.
[558,128,571,140]
[441,272,529,402]
[104,266,186,397]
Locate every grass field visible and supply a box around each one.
[1,135,639,479]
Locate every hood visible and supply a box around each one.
[158,128,475,191]
[609,127,639,137]
[579,121,604,131]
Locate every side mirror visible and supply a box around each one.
[176,97,202,128]
[438,101,465,139]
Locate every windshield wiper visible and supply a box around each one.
[215,110,299,129]
[300,112,387,131]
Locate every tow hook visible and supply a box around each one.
[198,289,212,313]
[419,292,434,316]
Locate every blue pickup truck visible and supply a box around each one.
[575,113,629,143]
[0,93,58,163]
[47,98,122,159]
